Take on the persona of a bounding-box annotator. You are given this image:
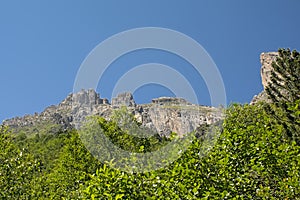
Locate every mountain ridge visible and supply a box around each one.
[3,89,222,137]
[3,51,278,136]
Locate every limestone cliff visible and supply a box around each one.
[3,89,223,137]
[260,52,279,89]
[251,52,278,104]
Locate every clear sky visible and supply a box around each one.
[1,0,300,122]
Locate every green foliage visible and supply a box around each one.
[264,100,300,144]
[265,48,300,143]
[199,103,300,198]
[1,101,299,199]
[10,120,63,137]
[79,107,174,173]
[81,107,167,153]
[82,103,300,199]
[1,126,100,199]
[266,48,300,103]
[36,130,101,199]
[0,126,42,199]
[13,132,69,171]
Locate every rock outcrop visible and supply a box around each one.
[260,52,278,89]
[251,52,278,104]
[3,89,223,137]
[112,92,136,107]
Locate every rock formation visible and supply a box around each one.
[112,92,136,108]
[3,89,223,137]
[260,52,278,89]
[5,51,281,134]
[251,52,278,104]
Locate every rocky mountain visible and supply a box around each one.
[3,89,223,137]
[3,51,280,136]
[3,51,281,136]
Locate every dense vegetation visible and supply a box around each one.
[1,100,299,199]
[0,49,299,199]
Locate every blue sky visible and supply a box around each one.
[0,0,300,122]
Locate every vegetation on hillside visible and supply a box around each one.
[0,48,299,199]
[1,100,299,199]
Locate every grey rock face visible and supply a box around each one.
[260,52,278,90]
[140,104,221,137]
[72,89,100,105]
[251,52,278,104]
[112,92,136,107]
[3,90,223,136]
[250,91,270,105]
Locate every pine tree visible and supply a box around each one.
[265,48,300,103]
[265,48,300,144]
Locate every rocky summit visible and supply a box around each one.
[3,89,223,137]
[3,51,281,136]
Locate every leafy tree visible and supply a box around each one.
[0,126,42,199]
[82,103,300,199]
[198,103,300,198]
[13,132,69,172]
[35,130,102,199]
